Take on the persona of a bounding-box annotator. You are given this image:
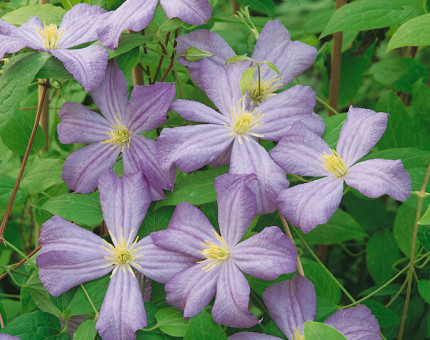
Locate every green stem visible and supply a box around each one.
[80,284,99,319]
[316,95,340,115]
[3,239,36,267]
[0,293,20,299]
[386,277,408,307]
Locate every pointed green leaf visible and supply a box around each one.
[304,321,347,340]
[388,13,430,51]
[155,307,188,337]
[240,66,255,96]
[1,4,66,25]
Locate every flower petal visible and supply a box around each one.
[157,124,234,172]
[277,176,343,233]
[0,35,27,59]
[61,142,120,194]
[269,121,331,177]
[252,20,317,86]
[171,99,228,125]
[51,45,108,92]
[253,85,323,140]
[91,60,128,125]
[58,102,112,144]
[98,170,151,242]
[126,82,175,132]
[160,0,211,25]
[232,226,297,280]
[345,159,411,201]
[230,138,289,214]
[324,305,382,340]
[229,333,281,340]
[11,17,45,50]
[263,275,317,337]
[165,263,220,317]
[212,261,258,328]
[37,216,111,296]
[337,106,388,166]
[214,173,257,247]
[96,269,146,340]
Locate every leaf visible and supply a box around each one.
[304,321,347,340]
[402,167,430,210]
[240,67,255,96]
[1,4,66,25]
[155,166,228,209]
[418,279,430,304]
[321,113,346,148]
[109,33,154,59]
[0,52,50,132]
[36,55,74,80]
[73,319,97,340]
[21,158,64,194]
[184,309,227,340]
[155,307,188,337]
[61,0,83,11]
[117,46,141,75]
[362,300,400,327]
[138,205,175,238]
[315,297,337,322]
[420,206,430,226]
[394,204,420,257]
[265,61,281,78]
[321,0,411,38]
[418,225,430,252]
[225,55,252,65]
[235,0,276,17]
[41,192,102,227]
[0,176,28,209]
[412,80,430,138]
[361,148,430,169]
[388,13,430,51]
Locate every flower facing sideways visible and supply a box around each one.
[151,173,298,327]
[37,170,192,340]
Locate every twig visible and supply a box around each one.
[278,211,304,276]
[160,29,179,82]
[152,32,171,84]
[0,245,41,280]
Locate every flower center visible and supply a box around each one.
[291,327,305,340]
[226,97,264,143]
[101,228,142,277]
[197,230,231,272]
[320,149,348,178]
[101,115,132,152]
[248,76,282,104]
[36,23,65,50]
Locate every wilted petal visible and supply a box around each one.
[51,45,108,92]
[160,0,211,25]
[252,20,317,86]
[337,106,388,166]
[232,227,297,280]
[325,305,382,340]
[345,159,411,201]
[230,138,289,214]
[91,60,128,125]
[214,173,257,247]
[263,275,316,337]
[229,333,281,340]
[61,142,120,194]
[157,124,234,172]
[212,261,258,328]
[270,121,331,177]
[96,269,146,340]
[171,99,228,125]
[99,170,151,242]
[126,82,175,132]
[37,216,111,296]
[253,86,323,140]
[58,102,111,144]
[165,263,221,317]
[277,176,343,233]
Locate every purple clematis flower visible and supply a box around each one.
[37,170,192,340]
[98,0,211,49]
[151,173,298,327]
[58,60,175,199]
[0,4,109,92]
[270,106,411,233]
[229,274,382,340]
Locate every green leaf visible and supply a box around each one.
[225,55,252,65]
[155,166,228,209]
[235,0,276,17]
[117,46,141,75]
[420,206,430,225]
[366,231,401,285]
[0,52,50,132]
[155,307,188,337]
[394,204,420,257]
[418,279,430,304]
[300,209,367,245]
[412,80,430,139]
[1,4,66,25]
[265,61,281,78]
[320,0,411,38]
[0,176,28,209]
[418,225,430,251]
[138,205,175,238]
[109,33,154,59]
[21,158,64,194]
[240,67,255,96]
[321,113,346,148]
[315,297,337,322]
[184,309,227,340]
[304,321,347,340]
[61,0,83,11]
[403,167,430,210]
[89,0,123,10]
[36,55,74,80]
[362,300,400,327]
[361,148,430,169]
[73,319,97,340]
[41,192,102,227]
[388,13,430,51]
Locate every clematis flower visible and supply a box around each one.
[0,4,109,92]
[270,106,411,233]
[58,60,175,199]
[157,56,323,213]
[97,0,211,49]
[229,274,382,340]
[151,173,298,327]
[37,170,193,340]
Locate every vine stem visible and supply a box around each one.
[398,162,430,340]
[152,32,171,84]
[159,29,179,82]
[81,284,99,320]
[0,81,50,243]
[278,211,304,276]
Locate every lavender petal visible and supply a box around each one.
[171,99,228,125]
[160,0,211,25]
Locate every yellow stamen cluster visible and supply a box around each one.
[198,230,231,272]
[101,115,132,152]
[320,149,348,178]
[36,23,65,50]
[291,327,305,340]
[248,76,282,105]
[226,97,264,143]
[101,228,142,277]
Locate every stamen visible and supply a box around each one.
[100,114,132,152]
[197,230,231,272]
[320,149,348,178]
[36,23,65,50]
[248,76,282,104]
[290,327,305,340]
